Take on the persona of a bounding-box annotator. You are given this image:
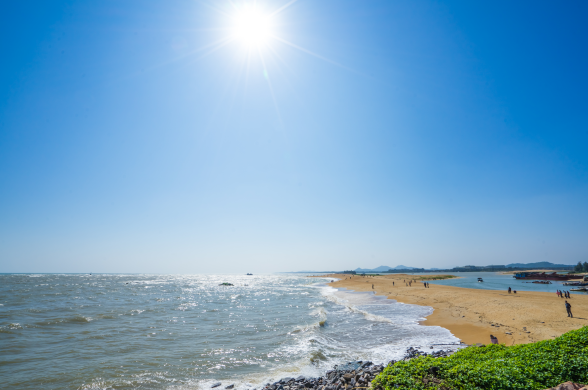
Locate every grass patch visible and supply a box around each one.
[420,275,456,281]
[372,326,588,390]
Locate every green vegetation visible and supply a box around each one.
[574,261,588,273]
[407,275,457,281]
[420,275,456,281]
[372,327,588,390]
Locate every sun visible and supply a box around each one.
[232,6,272,47]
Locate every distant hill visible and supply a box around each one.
[355,266,391,273]
[505,262,575,269]
[355,265,417,273]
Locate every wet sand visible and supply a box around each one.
[319,273,588,345]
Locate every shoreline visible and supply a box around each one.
[255,348,455,390]
[318,273,588,345]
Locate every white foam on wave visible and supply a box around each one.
[316,282,459,360]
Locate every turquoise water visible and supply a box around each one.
[421,271,584,295]
[0,274,457,389]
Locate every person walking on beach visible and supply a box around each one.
[490,335,498,344]
[508,287,511,294]
[372,284,374,289]
[565,301,573,317]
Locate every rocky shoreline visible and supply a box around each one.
[212,347,455,390]
[259,348,454,390]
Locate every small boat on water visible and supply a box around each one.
[246,273,253,275]
[571,287,588,292]
[532,280,551,284]
[477,278,483,282]
[219,282,234,286]
[564,276,588,286]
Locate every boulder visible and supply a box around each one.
[544,383,588,390]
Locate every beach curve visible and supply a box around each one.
[317,273,588,345]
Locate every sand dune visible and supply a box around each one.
[320,273,588,345]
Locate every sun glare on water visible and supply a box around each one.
[232,7,272,47]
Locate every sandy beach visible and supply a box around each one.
[320,273,588,345]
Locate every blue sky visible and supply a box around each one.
[1,0,587,273]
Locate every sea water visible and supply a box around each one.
[0,274,458,389]
[424,271,585,294]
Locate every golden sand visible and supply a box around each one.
[318,273,588,345]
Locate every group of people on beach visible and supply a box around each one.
[422,282,430,288]
[404,279,417,287]
[557,290,571,299]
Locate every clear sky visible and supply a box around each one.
[1,0,587,273]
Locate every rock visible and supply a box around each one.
[226,385,235,389]
[428,366,440,377]
[212,383,222,388]
[544,382,588,390]
[337,361,363,372]
[256,347,457,390]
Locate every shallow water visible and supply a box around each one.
[0,274,457,389]
[422,271,584,294]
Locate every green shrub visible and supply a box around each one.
[372,326,588,390]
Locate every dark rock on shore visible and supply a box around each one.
[261,348,454,390]
[544,383,588,390]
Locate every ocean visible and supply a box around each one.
[424,271,586,294]
[0,274,458,389]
